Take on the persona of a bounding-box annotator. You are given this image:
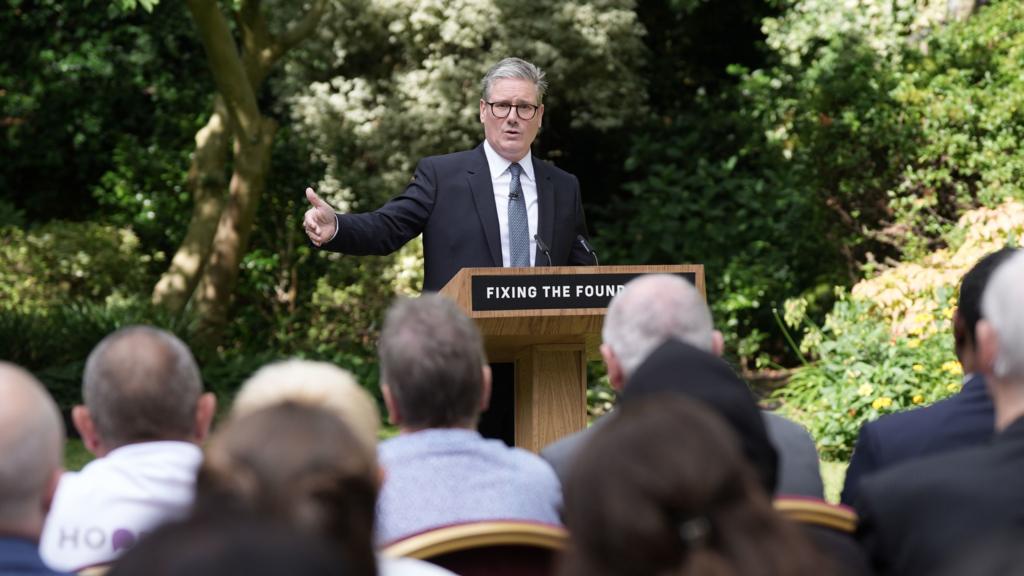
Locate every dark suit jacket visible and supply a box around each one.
[541,410,822,498]
[0,538,68,575]
[323,144,592,291]
[855,416,1024,576]
[620,339,779,492]
[841,374,994,505]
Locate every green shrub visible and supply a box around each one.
[778,292,960,461]
[777,201,1024,460]
[0,296,190,410]
[603,92,843,365]
[0,221,160,312]
[0,296,313,415]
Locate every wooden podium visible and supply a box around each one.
[439,264,705,452]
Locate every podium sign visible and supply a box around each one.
[441,265,705,452]
[471,271,699,312]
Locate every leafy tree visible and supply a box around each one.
[741,0,1003,265]
[596,0,841,366]
[1,0,207,251]
[118,0,331,348]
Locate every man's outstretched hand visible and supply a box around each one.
[303,187,337,247]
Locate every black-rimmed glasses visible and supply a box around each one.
[484,101,540,120]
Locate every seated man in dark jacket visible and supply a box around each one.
[841,247,1017,505]
[856,251,1024,575]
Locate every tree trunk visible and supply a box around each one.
[151,95,231,313]
[192,117,278,345]
[174,0,325,346]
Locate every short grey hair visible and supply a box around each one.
[481,57,548,104]
[602,274,714,378]
[981,251,1024,380]
[233,359,381,452]
[0,362,64,525]
[378,294,486,428]
[83,326,203,448]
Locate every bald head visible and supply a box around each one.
[0,362,64,533]
[82,326,204,449]
[601,274,715,379]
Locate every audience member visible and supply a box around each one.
[619,337,780,491]
[542,274,820,496]
[0,363,67,576]
[232,359,381,451]
[935,528,1024,576]
[228,359,457,576]
[375,294,561,544]
[622,338,873,575]
[841,247,1017,505]
[855,250,1024,575]
[39,326,216,572]
[559,394,824,576]
[198,400,456,576]
[107,515,350,576]
[195,402,379,576]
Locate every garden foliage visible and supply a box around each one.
[778,201,1024,460]
[0,222,158,312]
[4,0,1024,424]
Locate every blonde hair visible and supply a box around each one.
[232,360,380,452]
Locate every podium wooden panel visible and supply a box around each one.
[440,265,704,452]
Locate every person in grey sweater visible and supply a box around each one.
[541,274,823,498]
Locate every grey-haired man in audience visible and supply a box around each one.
[541,274,824,497]
[374,294,561,544]
[39,326,216,572]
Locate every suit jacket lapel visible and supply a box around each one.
[467,145,502,266]
[534,159,555,263]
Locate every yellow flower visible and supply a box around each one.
[872,397,893,410]
[947,382,962,393]
[944,307,955,319]
[941,360,963,375]
[858,384,874,397]
[912,394,925,405]
[906,338,921,349]
[912,364,925,372]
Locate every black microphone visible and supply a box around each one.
[534,234,553,266]
[577,234,599,266]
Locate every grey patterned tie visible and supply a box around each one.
[507,163,530,267]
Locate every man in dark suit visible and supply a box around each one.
[302,57,593,291]
[302,57,592,444]
[855,250,1024,575]
[841,247,1018,505]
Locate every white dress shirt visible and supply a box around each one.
[482,140,539,267]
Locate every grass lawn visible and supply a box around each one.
[821,460,848,504]
[64,439,93,472]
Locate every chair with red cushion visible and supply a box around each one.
[774,496,870,575]
[382,520,568,576]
